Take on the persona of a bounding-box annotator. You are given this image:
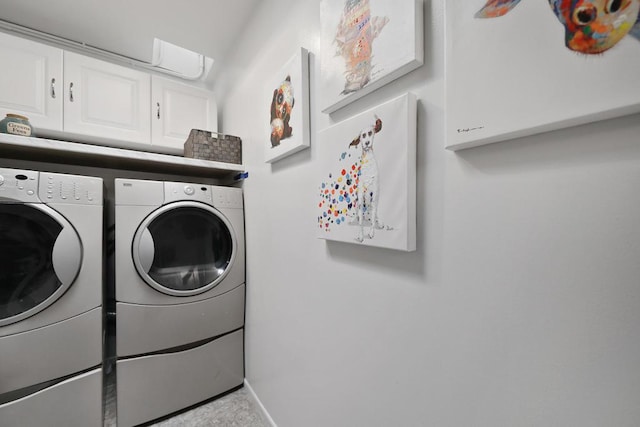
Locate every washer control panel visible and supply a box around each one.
[0,168,102,205]
[0,168,40,202]
[39,172,102,205]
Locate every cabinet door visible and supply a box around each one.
[151,76,217,152]
[64,51,151,144]
[0,32,63,132]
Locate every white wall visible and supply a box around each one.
[217,1,640,426]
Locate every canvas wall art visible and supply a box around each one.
[265,47,310,163]
[317,93,417,251]
[446,0,640,150]
[320,0,423,114]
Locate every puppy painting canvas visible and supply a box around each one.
[265,47,310,163]
[317,93,417,251]
[446,0,640,150]
[320,0,423,113]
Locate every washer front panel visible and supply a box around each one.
[0,203,82,326]
[132,201,237,297]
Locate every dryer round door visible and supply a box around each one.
[0,203,83,327]
[132,201,237,296]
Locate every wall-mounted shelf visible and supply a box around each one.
[0,134,244,179]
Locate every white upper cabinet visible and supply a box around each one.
[0,32,63,132]
[64,51,151,144]
[0,32,218,154]
[151,75,217,152]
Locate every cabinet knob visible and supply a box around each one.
[69,82,74,102]
[156,102,160,119]
[51,78,56,99]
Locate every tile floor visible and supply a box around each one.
[105,382,270,426]
[150,387,270,427]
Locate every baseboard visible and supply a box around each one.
[244,379,277,427]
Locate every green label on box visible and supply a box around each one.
[7,122,31,136]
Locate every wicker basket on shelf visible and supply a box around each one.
[184,129,242,164]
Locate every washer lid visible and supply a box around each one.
[0,203,82,327]
[132,201,237,297]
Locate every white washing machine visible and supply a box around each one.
[0,167,103,427]
[114,178,245,426]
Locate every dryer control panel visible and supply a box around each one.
[211,186,243,209]
[164,182,213,204]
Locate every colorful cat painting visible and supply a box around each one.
[476,0,640,54]
[334,0,389,94]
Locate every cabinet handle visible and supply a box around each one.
[69,82,74,102]
[156,102,160,119]
[51,78,56,99]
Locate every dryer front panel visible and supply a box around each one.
[0,204,82,327]
[132,201,237,297]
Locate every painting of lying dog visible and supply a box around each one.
[265,47,310,163]
[317,93,417,251]
[446,0,640,150]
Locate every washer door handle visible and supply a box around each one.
[52,226,83,286]
[138,228,155,273]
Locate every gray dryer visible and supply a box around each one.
[114,178,245,426]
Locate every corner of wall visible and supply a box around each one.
[243,379,278,427]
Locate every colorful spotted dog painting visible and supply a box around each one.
[317,93,417,252]
[476,0,640,54]
[317,151,362,234]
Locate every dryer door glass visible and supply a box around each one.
[0,204,64,324]
[141,205,234,294]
